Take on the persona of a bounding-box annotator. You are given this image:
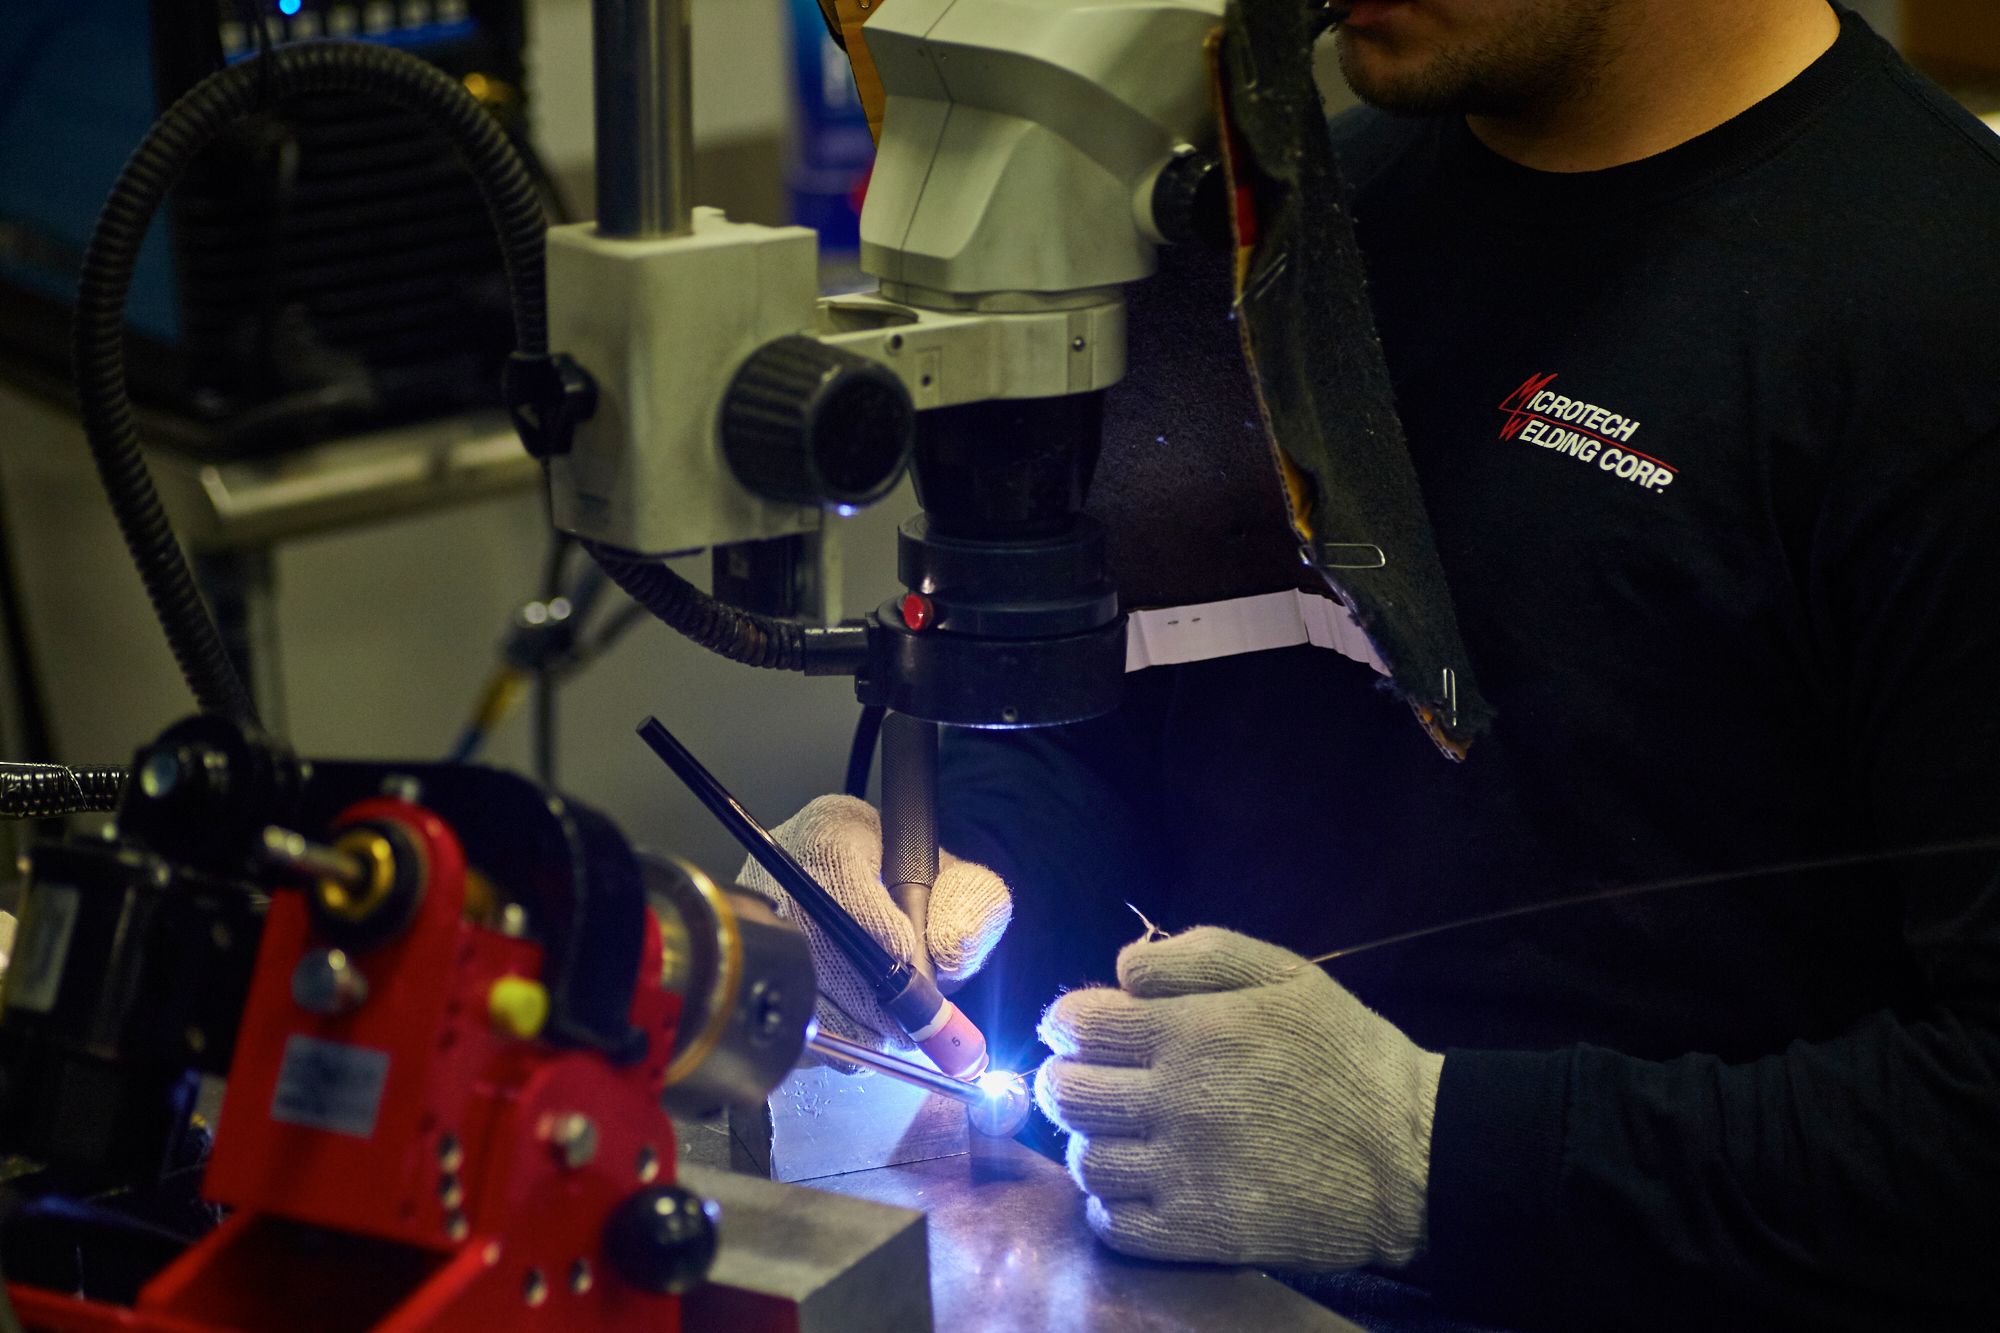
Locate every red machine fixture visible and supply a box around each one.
[2,723,812,1333]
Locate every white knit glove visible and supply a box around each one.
[736,795,1012,1050]
[1036,927,1443,1269]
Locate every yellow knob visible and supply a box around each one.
[488,976,549,1041]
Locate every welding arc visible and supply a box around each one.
[635,717,902,985]
[1306,835,2000,966]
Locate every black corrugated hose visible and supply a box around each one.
[72,41,547,723]
[583,542,809,672]
[77,38,816,718]
[0,764,126,820]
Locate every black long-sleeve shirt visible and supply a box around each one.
[938,10,2000,1329]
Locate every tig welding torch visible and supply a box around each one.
[807,1025,1030,1138]
[637,717,990,1078]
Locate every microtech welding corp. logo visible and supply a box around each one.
[1497,373,1676,493]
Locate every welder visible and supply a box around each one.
[739,1,2000,1328]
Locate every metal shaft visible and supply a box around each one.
[879,712,940,980]
[593,0,695,237]
[808,1029,982,1105]
[258,826,366,890]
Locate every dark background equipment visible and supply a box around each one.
[0,0,531,455]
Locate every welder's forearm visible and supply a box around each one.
[1425,1008,2000,1329]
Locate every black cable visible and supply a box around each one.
[0,504,55,767]
[510,125,580,786]
[509,129,576,226]
[0,765,126,820]
[530,529,574,786]
[844,704,886,799]
[13,1196,204,1250]
[541,532,574,601]
[564,600,650,673]
[584,542,807,672]
[72,41,548,722]
[533,671,558,788]
[0,1185,25,1333]
[250,126,302,396]
[230,0,276,108]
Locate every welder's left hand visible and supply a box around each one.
[737,795,1012,1052]
[1036,927,1442,1270]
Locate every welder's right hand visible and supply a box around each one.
[736,795,1012,1052]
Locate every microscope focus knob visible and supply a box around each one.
[1150,149,1231,250]
[604,1185,722,1295]
[722,335,915,510]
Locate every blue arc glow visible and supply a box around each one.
[278,0,302,14]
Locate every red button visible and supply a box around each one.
[901,593,935,631]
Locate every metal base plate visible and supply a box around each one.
[681,1162,931,1332]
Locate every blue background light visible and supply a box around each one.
[278,0,302,15]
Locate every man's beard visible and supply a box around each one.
[1335,0,1629,119]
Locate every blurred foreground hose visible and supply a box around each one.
[0,765,125,820]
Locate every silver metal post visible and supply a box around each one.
[592,0,696,237]
[879,712,940,981]
[257,826,366,891]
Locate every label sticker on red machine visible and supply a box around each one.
[271,1035,391,1138]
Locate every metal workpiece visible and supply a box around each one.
[679,1162,932,1332]
[819,1138,1363,1333]
[879,712,940,981]
[736,1062,970,1184]
[709,1103,1349,1330]
[592,0,695,238]
[647,856,817,1118]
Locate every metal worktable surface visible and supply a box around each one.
[812,1137,1362,1332]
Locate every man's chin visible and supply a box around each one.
[1336,33,1466,117]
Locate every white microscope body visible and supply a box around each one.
[545,0,1225,557]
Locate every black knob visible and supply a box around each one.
[121,715,303,871]
[722,335,915,510]
[1150,150,1231,250]
[603,1186,721,1295]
